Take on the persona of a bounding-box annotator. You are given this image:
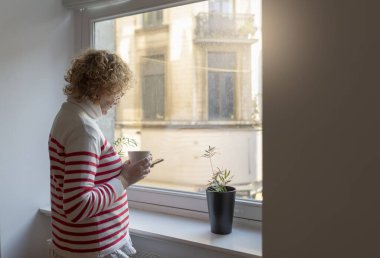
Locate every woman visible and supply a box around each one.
[48,49,151,258]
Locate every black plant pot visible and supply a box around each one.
[206,186,236,235]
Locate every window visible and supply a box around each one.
[143,10,163,28]
[208,52,236,120]
[209,0,233,14]
[141,55,166,120]
[78,0,262,221]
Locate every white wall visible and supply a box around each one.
[2,1,380,258]
[263,1,380,257]
[0,0,74,257]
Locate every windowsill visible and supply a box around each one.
[39,206,262,257]
[115,120,262,130]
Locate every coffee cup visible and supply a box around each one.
[128,151,151,163]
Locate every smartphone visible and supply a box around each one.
[150,158,164,167]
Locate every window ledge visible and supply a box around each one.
[39,206,262,257]
[114,120,258,129]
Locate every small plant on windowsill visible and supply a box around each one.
[202,146,236,235]
[202,146,233,192]
[113,136,137,158]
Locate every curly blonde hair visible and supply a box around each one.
[64,49,132,103]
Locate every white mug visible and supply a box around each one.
[128,151,151,163]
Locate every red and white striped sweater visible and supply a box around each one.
[48,99,135,258]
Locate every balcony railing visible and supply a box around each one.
[194,12,257,43]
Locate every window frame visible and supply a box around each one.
[74,0,262,222]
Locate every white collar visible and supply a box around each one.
[67,97,102,120]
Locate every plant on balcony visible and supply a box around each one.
[238,19,257,38]
[202,146,236,235]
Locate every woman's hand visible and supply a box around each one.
[118,155,152,189]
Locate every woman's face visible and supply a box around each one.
[99,94,122,115]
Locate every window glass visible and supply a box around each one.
[94,0,262,201]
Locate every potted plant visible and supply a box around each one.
[202,146,235,235]
[113,136,137,158]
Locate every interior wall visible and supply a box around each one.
[2,0,380,258]
[263,1,380,257]
[0,0,74,257]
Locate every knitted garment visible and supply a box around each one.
[48,99,135,258]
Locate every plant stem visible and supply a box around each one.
[209,157,214,174]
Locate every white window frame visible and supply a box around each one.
[70,0,262,222]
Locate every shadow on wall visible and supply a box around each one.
[5,212,50,258]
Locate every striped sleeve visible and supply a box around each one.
[62,127,124,223]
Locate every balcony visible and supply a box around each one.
[194,12,257,44]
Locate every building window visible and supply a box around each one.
[143,10,163,28]
[208,52,236,120]
[141,55,165,120]
[209,0,233,13]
